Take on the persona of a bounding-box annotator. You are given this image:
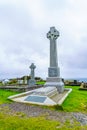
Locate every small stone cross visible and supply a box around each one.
[30,63,36,79]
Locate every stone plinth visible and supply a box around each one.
[48,67,60,77]
[29,79,36,87]
[45,77,64,93]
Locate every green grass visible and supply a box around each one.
[0,89,20,104]
[36,81,45,85]
[0,82,3,86]
[0,111,87,130]
[1,88,87,129]
[38,86,87,113]
[62,86,87,112]
[0,113,59,130]
[36,85,87,113]
[1,86,87,113]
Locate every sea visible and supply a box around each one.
[65,78,87,83]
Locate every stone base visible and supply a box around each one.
[8,88,72,106]
[29,79,36,87]
[44,77,64,93]
[48,67,60,77]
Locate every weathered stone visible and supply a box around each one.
[18,80,23,85]
[45,27,64,93]
[29,63,36,87]
[80,82,84,88]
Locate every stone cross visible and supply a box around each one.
[45,27,64,93]
[30,63,36,79]
[47,27,59,68]
[47,27,60,77]
[28,63,36,87]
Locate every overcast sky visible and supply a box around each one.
[0,0,87,79]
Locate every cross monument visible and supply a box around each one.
[45,27,64,93]
[29,63,36,87]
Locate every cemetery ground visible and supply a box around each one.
[0,86,87,129]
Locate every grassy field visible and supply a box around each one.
[0,87,87,129]
[62,86,87,112]
[36,82,87,112]
[0,86,87,112]
[0,89,20,104]
[36,81,45,85]
[0,111,87,130]
[0,112,59,130]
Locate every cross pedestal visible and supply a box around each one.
[45,27,64,93]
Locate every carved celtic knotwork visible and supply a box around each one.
[47,27,59,40]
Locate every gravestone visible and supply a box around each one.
[29,63,36,87]
[23,76,28,85]
[45,27,64,93]
[80,82,84,88]
[18,79,23,85]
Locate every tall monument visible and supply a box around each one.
[45,27,64,93]
[29,63,36,87]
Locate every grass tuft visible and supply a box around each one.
[0,89,20,104]
[62,86,87,112]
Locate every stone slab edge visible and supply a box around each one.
[58,88,72,105]
[8,89,35,99]
[8,88,72,106]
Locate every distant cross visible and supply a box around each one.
[30,63,36,79]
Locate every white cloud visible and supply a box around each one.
[0,0,87,79]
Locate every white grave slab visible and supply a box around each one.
[8,87,72,106]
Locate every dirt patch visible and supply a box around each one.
[0,102,87,125]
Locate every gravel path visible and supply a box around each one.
[1,102,87,125]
